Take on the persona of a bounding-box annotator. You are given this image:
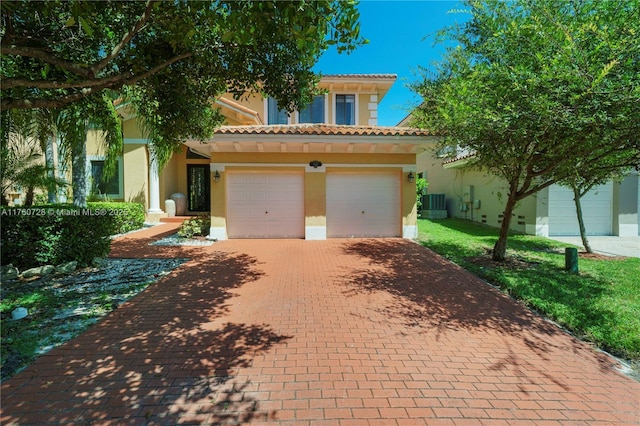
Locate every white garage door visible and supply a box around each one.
[548,182,612,236]
[327,172,400,237]
[227,172,304,238]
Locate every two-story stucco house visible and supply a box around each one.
[85,74,436,240]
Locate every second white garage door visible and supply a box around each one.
[548,182,612,236]
[327,172,401,237]
[227,172,304,238]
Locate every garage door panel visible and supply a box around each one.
[548,183,612,236]
[269,189,299,202]
[327,172,400,238]
[245,174,264,185]
[266,220,302,238]
[227,172,304,238]
[246,192,267,202]
[229,207,263,219]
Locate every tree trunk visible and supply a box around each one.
[45,136,58,204]
[71,138,87,208]
[24,186,35,206]
[492,192,518,261]
[572,184,592,253]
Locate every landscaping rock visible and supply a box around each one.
[21,265,55,279]
[1,257,187,380]
[91,257,109,268]
[1,264,19,281]
[11,307,28,320]
[56,261,78,275]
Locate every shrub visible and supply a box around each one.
[178,215,211,239]
[0,203,144,269]
[87,202,144,234]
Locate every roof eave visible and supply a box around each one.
[443,157,473,169]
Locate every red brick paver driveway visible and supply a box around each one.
[2,224,639,425]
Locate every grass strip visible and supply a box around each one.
[418,218,640,364]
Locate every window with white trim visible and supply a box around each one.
[335,94,356,125]
[90,159,122,197]
[299,95,325,124]
[267,97,289,125]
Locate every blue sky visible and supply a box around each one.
[314,1,468,126]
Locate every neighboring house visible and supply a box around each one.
[399,108,640,237]
[85,74,436,240]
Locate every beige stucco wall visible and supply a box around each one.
[160,154,179,203]
[85,130,102,156]
[211,152,414,165]
[159,147,210,214]
[123,144,148,206]
[402,170,417,230]
[209,152,416,239]
[417,151,538,234]
[210,167,226,229]
[305,172,326,228]
[358,93,371,125]
[122,119,144,139]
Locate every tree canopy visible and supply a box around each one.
[1,1,364,111]
[412,0,640,261]
[2,0,365,170]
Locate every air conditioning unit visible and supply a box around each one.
[421,194,447,219]
[425,194,446,210]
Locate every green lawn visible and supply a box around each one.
[417,218,640,364]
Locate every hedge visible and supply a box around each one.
[1,202,144,270]
[87,202,145,234]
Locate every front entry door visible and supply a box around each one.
[187,165,210,212]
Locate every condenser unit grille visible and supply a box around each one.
[425,194,446,210]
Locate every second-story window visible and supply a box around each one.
[267,97,288,125]
[335,94,355,125]
[299,95,325,124]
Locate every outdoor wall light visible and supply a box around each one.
[407,171,414,183]
[214,170,220,183]
[309,160,323,168]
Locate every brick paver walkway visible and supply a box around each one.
[2,224,639,425]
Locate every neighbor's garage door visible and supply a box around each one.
[327,172,400,237]
[227,172,304,238]
[548,182,612,236]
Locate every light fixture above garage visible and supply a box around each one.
[407,172,414,183]
[214,170,220,183]
[309,160,323,168]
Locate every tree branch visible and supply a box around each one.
[0,45,92,79]
[1,52,193,111]
[3,73,133,90]
[90,0,157,75]
[120,51,193,85]
[518,178,558,200]
[2,88,103,110]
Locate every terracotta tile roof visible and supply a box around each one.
[215,124,430,137]
[443,152,477,165]
[321,73,397,80]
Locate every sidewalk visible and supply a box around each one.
[549,235,640,258]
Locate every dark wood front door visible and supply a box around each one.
[187,165,210,212]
